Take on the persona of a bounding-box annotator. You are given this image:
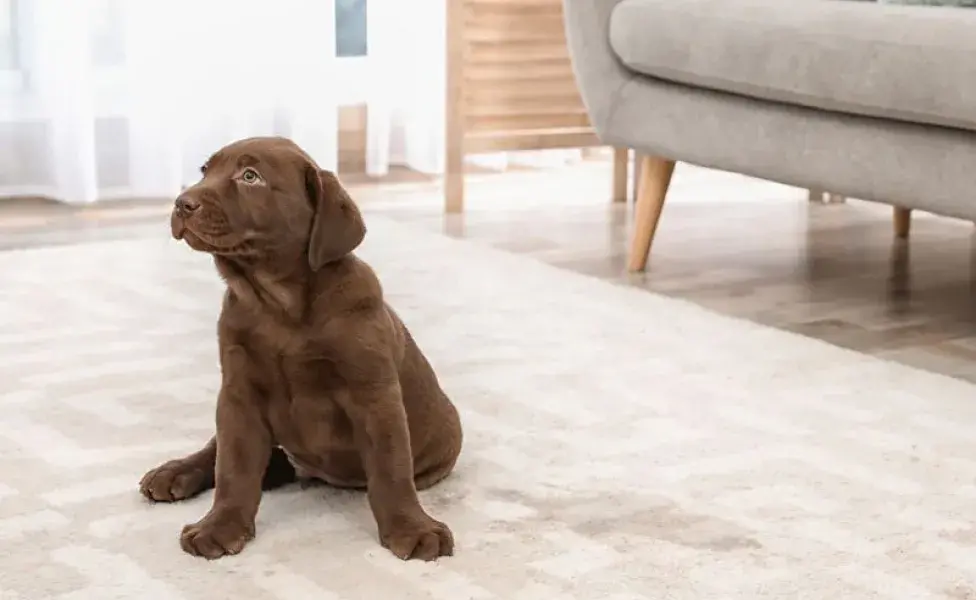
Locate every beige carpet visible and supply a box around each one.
[1,216,975,599]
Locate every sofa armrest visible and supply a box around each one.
[562,0,634,138]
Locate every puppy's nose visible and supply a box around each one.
[174,195,200,215]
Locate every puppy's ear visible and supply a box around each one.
[305,167,366,270]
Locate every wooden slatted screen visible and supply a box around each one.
[445,0,626,212]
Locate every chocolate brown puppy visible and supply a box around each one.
[139,136,462,562]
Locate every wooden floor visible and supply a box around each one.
[3,158,976,383]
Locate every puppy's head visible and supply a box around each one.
[170,136,366,270]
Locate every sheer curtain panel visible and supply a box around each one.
[0,0,339,204]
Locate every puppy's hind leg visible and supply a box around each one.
[140,437,297,502]
[414,452,460,492]
[140,437,217,503]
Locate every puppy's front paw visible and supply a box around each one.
[381,514,454,561]
[180,510,255,559]
[140,459,212,502]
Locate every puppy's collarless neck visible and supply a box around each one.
[215,256,312,322]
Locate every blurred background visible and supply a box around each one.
[0,0,601,208]
[3,0,976,384]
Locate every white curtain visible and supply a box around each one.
[360,0,585,178]
[364,0,584,176]
[0,0,579,205]
[363,0,445,176]
[0,0,343,204]
[0,0,429,205]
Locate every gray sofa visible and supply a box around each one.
[563,0,976,271]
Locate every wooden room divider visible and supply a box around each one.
[445,0,629,213]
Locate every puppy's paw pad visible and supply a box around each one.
[139,460,210,503]
[381,515,454,561]
[180,512,254,560]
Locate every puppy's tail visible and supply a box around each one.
[261,447,298,490]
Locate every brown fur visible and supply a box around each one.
[138,136,462,561]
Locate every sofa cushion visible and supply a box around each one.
[608,0,976,133]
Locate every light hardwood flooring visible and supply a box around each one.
[3,158,976,383]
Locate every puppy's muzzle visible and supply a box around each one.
[174,194,200,217]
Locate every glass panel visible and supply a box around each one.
[336,0,367,58]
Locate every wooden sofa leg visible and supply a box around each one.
[627,155,676,272]
[894,206,912,239]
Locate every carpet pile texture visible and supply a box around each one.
[1,216,975,599]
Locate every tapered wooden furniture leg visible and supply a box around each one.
[627,154,676,272]
[894,206,912,239]
[631,154,642,204]
[611,147,629,203]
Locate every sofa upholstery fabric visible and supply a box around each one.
[608,0,976,133]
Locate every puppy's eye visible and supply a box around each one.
[241,168,260,184]
[199,164,207,175]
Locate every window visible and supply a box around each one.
[336,0,368,58]
[334,0,371,105]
